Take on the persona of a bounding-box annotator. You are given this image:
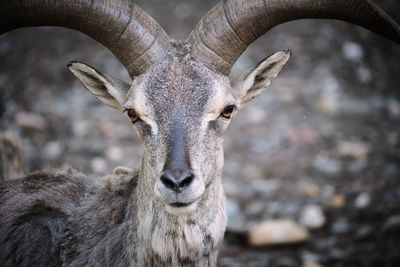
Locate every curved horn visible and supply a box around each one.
[188,0,400,75]
[0,0,169,78]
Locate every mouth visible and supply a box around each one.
[169,202,192,208]
[165,200,199,215]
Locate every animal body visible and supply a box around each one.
[0,0,399,266]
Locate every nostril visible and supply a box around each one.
[160,175,178,190]
[160,170,195,192]
[178,173,194,189]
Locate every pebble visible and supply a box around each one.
[106,146,123,161]
[330,194,346,208]
[302,261,323,267]
[354,192,371,209]
[43,141,63,159]
[383,215,400,232]
[226,198,246,231]
[287,122,319,145]
[248,220,309,246]
[301,183,320,198]
[250,178,282,195]
[15,111,47,132]
[330,218,350,234]
[312,154,342,174]
[336,141,370,160]
[342,42,363,61]
[91,157,107,174]
[299,205,326,229]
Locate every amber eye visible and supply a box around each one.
[124,108,140,124]
[221,105,236,119]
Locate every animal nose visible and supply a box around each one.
[160,170,194,192]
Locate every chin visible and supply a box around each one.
[164,200,199,216]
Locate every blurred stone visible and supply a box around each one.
[336,141,370,160]
[73,120,90,137]
[330,218,350,234]
[321,185,335,204]
[302,261,323,267]
[356,67,372,83]
[356,225,372,239]
[249,220,309,246]
[312,154,342,174]
[301,183,320,198]
[299,205,326,229]
[388,99,400,118]
[245,201,265,217]
[250,178,282,195]
[226,198,246,231]
[15,111,47,132]
[315,76,341,114]
[342,42,363,61]
[330,194,346,208]
[354,192,371,209]
[102,122,118,137]
[106,146,123,161]
[43,141,62,159]
[287,123,319,145]
[91,157,107,174]
[387,132,398,146]
[347,160,367,173]
[383,215,400,233]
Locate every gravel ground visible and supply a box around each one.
[1,0,400,266]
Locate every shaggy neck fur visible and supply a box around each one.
[134,151,227,266]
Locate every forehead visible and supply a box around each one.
[131,43,233,119]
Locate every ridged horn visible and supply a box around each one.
[188,0,400,75]
[0,0,170,78]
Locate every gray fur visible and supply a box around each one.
[0,42,289,266]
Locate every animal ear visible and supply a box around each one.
[68,61,131,111]
[234,50,291,105]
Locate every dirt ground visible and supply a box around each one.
[1,0,400,266]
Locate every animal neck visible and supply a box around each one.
[133,151,227,266]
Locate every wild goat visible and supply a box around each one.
[1,0,399,266]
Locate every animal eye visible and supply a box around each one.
[221,105,236,119]
[124,108,140,124]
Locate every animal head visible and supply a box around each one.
[68,41,290,214]
[1,0,399,215]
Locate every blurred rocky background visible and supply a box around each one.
[1,0,400,266]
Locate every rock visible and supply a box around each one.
[91,157,107,174]
[302,261,323,267]
[15,111,47,132]
[330,194,346,208]
[383,215,400,233]
[245,201,265,217]
[249,220,309,246]
[226,198,246,231]
[356,66,372,83]
[106,146,123,161]
[330,218,350,234]
[388,99,400,118]
[43,141,62,159]
[342,42,363,61]
[312,154,342,174]
[301,182,320,198]
[250,178,282,195]
[287,123,319,145]
[354,192,371,209]
[299,205,326,229]
[336,141,370,160]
